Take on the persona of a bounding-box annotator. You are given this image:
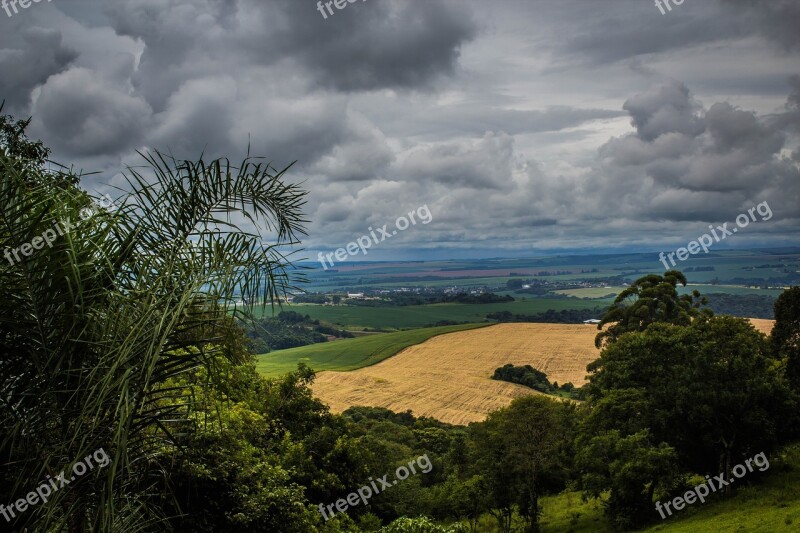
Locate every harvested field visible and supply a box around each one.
[311,323,599,426]
[749,318,774,335]
[311,319,775,426]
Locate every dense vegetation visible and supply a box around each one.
[342,292,515,307]
[245,310,354,353]
[703,292,776,319]
[492,364,584,399]
[487,307,604,324]
[1,112,310,530]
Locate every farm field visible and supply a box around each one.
[555,285,784,299]
[258,298,611,329]
[255,323,488,377]
[554,287,626,298]
[310,323,603,425]
[300,250,800,292]
[311,319,776,425]
[749,318,775,335]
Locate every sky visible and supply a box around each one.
[1,0,799,261]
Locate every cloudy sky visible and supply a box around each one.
[2,0,799,260]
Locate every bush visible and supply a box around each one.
[380,516,468,532]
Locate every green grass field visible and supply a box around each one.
[257,299,611,329]
[532,443,800,533]
[554,285,783,300]
[554,287,625,298]
[255,323,489,377]
[301,251,799,292]
[682,284,786,297]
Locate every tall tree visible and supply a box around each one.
[773,286,800,390]
[0,144,307,531]
[471,396,574,533]
[582,315,791,526]
[577,429,681,530]
[594,270,708,348]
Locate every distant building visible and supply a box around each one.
[583,319,601,324]
[347,292,364,299]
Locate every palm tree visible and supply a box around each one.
[0,149,307,531]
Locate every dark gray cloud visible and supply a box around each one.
[259,0,477,92]
[556,1,744,66]
[593,79,800,224]
[351,102,626,139]
[396,132,516,189]
[0,0,797,256]
[720,0,800,52]
[0,26,76,111]
[103,0,476,112]
[544,0,800,69]
[29,68,151,157]
[623,81,705,142]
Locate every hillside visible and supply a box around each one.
[254,323,488,376]
[535,443,800,533]
[310,323,601,425]
[310,319,776,425]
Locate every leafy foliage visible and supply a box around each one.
[379,516,467,532]
[0,140,307,530]
[487,307,604,324]
[470,396,577,532]
[703,292,776,319]
[0,102,79,187]
[491,364,582,398]
[594,270,709,348]
[773,286,800,391]
[581,315,794,527]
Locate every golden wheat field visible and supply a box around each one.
[749,318,775,335]
[311,320,775,426]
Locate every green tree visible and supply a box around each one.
[582,315,791,526]
[577,430,681,530]
[379,516,467,532]
[594,270,708,348]
[0,144,307,531]
[444,475,488,532]
[163,360,367,532]
[506,279,524,290]
[0,102,78,187]
[773,286,800,390]
[471,396,574,533]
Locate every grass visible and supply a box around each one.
[682,284,785,297]
[554,287,625,298]
[533,443,800,533]
[254,323,489,377]
[258,299,610,329]
[554,285,783,300]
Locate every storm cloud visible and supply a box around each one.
[0,0,797,257]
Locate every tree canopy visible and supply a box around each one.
[594,270,709,348]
